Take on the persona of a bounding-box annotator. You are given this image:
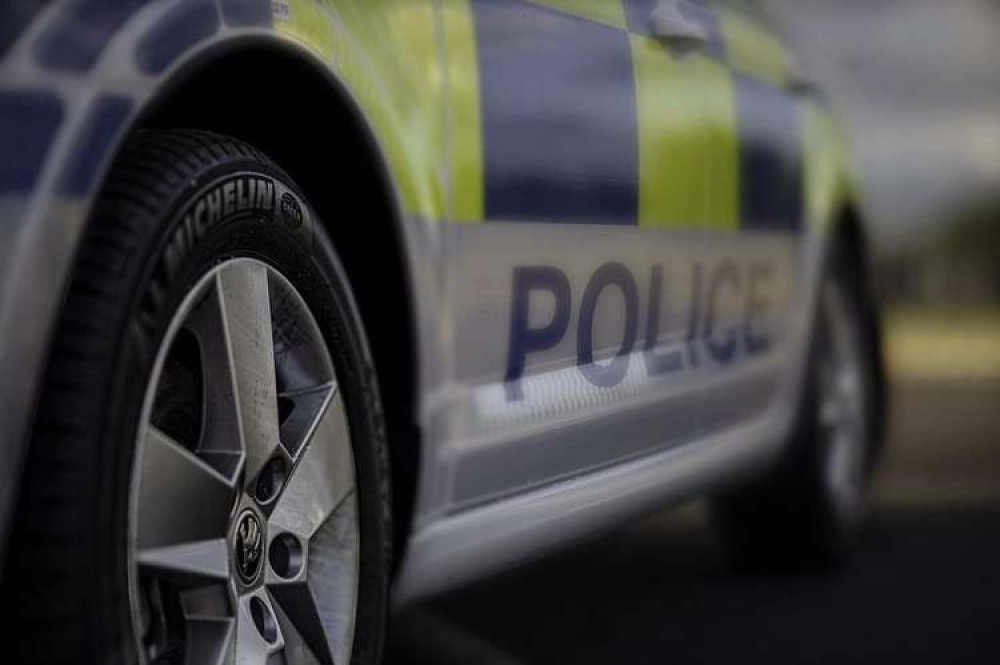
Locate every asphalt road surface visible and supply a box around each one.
[388,333,1000,664]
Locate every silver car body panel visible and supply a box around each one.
[395,218,827,603]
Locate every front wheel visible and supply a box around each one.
[711,242,880,569]
[4,131,392,664]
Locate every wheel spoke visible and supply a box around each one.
[217,262,282,487]
[270,390,354,540]
[304,492,359,665]
[271,589,328,665]
[137,538,230,581]
[269,492,359,665]
[135,426,234,550]
[173,585,237,664]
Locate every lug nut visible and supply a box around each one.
[269,532,304,579]
[249,596,278,643]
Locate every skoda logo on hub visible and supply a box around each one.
[234,510,264,584]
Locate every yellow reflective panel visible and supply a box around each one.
[524,0,627,30]
[275,0,447,221]
[700,58,740,230]
[442,1,484,223]
[275,0,336,57]
[717,8,789,89]
[631,35,707,228]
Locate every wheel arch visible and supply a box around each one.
[136,40,423,567]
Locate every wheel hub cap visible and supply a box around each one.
[234,510,265,585]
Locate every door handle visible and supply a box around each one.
[650,1,708,50]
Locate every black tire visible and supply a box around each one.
[2,130,392,664]
[711,241,881,570]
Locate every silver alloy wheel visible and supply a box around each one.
[818,279,868,522]
[128,258,359,665]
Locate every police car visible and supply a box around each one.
[0,0,885,663]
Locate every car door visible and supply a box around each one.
[695,0,805,433]
[435,0,725,508]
